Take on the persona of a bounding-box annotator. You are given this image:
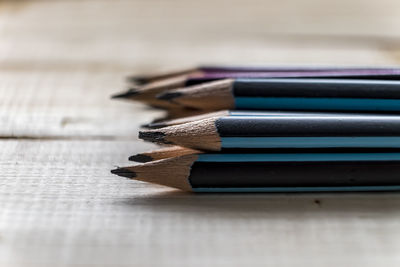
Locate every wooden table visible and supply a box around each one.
[1,1,400,266]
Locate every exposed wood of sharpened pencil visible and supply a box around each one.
[139,117,221,151]
[111,155,198,191]
[129,146,201,162]
[137,75,189,97]
[157,79,235,110]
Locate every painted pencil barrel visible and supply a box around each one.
[220,137,400,148]
[196,152,400,162]
[231,79,400,111]
[200,66,400,73]
[193,186,400,193]
[233,79,400,98]
[215,116,400,149]
[188,161,400,189]
[216,116,400,136]
[227,110,367,117]
[234,97,400,111]
[185,72,400,87]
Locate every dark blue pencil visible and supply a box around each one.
[139,114,400,151]
[143,110,384,129]
[111,152,400,192]
[157,78,400,112]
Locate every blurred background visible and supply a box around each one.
[2,0,400,70]
[2,0,400,138]
[2,1,400,266]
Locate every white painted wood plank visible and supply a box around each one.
[1,140,400,267]
[0,69,163,138]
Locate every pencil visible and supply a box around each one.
[127,66,400,85]
[118,69,400,105]
[129,146,201,162]
[112,75,191,108]
[157,78,400,111]
[128,146,400,163]
[139,115,400,151]
[111,153,400,192]
[143,110,373,128]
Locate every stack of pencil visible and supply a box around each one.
[111,65,400,192]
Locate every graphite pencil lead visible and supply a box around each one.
[129,146,201,162]
[128,154,153,163]
[110,168,136,178]
[112,87,183,109]
[138,131,169,144]
[140,122,160,129]
[142,121,166,129]
[111,89,140,99]
[157,91,183,101]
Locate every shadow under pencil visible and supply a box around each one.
[118,190,400,216]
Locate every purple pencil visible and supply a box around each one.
[128,65,400,84]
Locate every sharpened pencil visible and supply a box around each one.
[127,66,400,85]
[157,78,400,111]
[139,115,400,151]
[112,75,191,108]
[119,70,400,106]
[143,110,376,128]
[111,153,400,192]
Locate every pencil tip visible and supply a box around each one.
[140,123,151,128]
[111,88,140,99]
[141,122,166,129]
[128,154,153,163]
[111,168,136,178]
[139,131,170,143]
[156,92,183,101]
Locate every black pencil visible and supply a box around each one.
[111,153,400,192]
[112,75,191,109]
[156,78,400,112]
[128,146,400,163]
[142,110,372,129]
[128,66,400,84]
[139,115,400,151]
[117,70,400,106]
[127,66,400,86]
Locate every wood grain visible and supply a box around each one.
[2,140,400,267]
[1,0,400,266]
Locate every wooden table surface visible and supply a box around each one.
[1,0,400,266]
